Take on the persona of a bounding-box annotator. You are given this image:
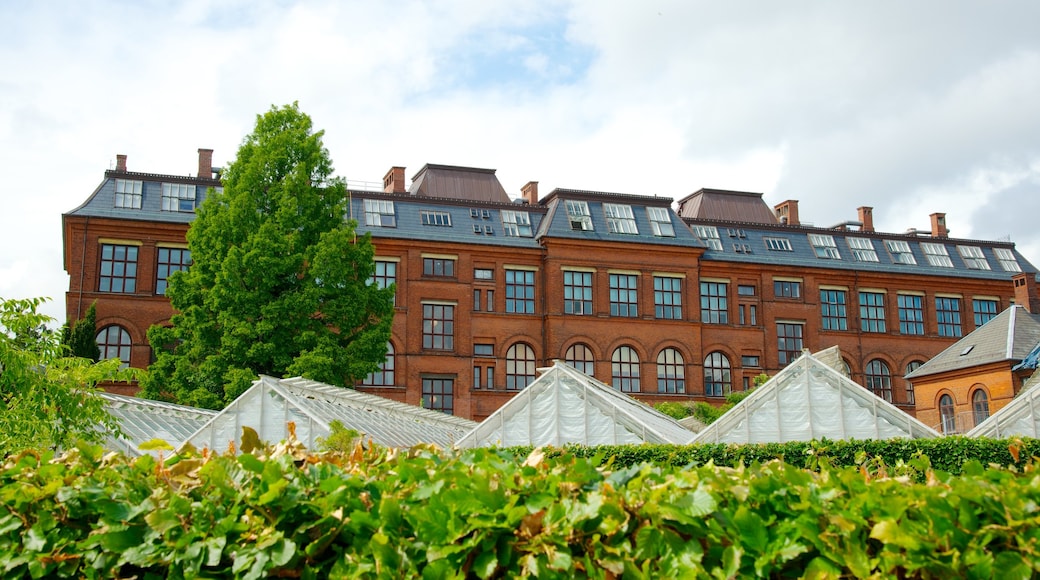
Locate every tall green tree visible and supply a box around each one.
[0,297,134,455]
[141,103,394,409]
[61,301,100,361]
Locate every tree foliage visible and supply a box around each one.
[0,297,134,455]
[61,301,100,361]
[141,103,394,409]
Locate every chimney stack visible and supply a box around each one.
[930,212,948,238]
[115,154,127,172]
[521,181,539,205]
[197,148,214,179]
[383,166,406,194]
[1013,273,1040,314]
[774,200,800,226]
[858,206,874,233]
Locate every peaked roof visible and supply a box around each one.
[457,361,696,448]
[100,392,218,457]
[184,376,477,451]
[693,351,939,443]
[409,164,511,203]
[906,305,1040,380]
[967,377,1040,438]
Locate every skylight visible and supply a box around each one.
[808,234,841,259]
[847,237,878,262]
[604,203,638,234]
[921,243,953,267]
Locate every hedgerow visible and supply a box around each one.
[2,436,1039,578]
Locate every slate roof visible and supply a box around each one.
[184,376,477,451]
[1012,341,1040,372]
[100,392,218,457]
[457,361,696,447]
[64,170,219,224]
[905,306,1040,380]
[693,350,939,443]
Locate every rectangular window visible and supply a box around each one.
[777,323,804,366]
[420,211,452,227]
[750,305,757,325]
[820,289,848,331]
[423,257,455,277]
[936,297,963,337]
[474,343,495,357]
[474,268,493,280]
[647,207,675,237]
[847,237,879,262]
[737,285,756,296]
[897,294,924,335]
[808,234,841,259]
[885,240,917,265]
[161,183,197,212]
[421,377,454,414]
[603,203,638,234]
[564,270,593,315]
[422,304,454,350]
[973,298,999,327]
[364,199,396,227]
[505,269,535,314]
[774,280,802,299]
[565,200,593,231]
[957,246,991,270]
[741,355,760,367]
[921,243,954,267]
[859,292,887,333]
[114,179,142,209]
[501,210,533,237]
[486,290,494,312]
[700,281,728,324]
[654,276,682,320]
[609,273,639,317]
[692,226,723,250]
[99,244,138,293]
[764,237,793,251]
[371,260,397,306]
[473,289,481,311]
[994,248,1021,272]
[156,247,191,295]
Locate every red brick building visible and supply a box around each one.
[63,150,1039,418]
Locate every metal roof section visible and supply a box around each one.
[966,377,1040,438]
[409,164,512,203]
[693,350,940,443]
[100,392,218,457]
[675,188,780,224]
[457,360,697,448]
[905,306,1040,380]
[1013,341,1040,372]
[184,376,477,451]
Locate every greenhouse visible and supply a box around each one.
[693,350,940,443]
[967,372,1040,438]
[100,392,218,457]
[183,375,478,452]
[457,360,696,448]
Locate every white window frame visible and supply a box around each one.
[885,240,917,265]
[161,183,196,212]
[364,199,396,227]
[764,237,793,252]
[808,234,841,259]
[957,246,991,270]
[692,226,722,250]
[114,179,142,209]
[994,248,1021,272]
[921,242,954,267]
[420,211,452,227]
[847,237,879,262]
[501,210,533,237]
[565,200,593,231]
[603,203,638,234]
[647,207,675,237]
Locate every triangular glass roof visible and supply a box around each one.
[100,392,218,457]
[184,376,477,451]
[693,351,939,443]
[457,361,696,447]
[966,376,1040,438]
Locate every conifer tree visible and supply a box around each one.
[61,301,100,361]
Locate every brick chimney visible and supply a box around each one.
[930,213,948,238]
[521,181,539,205]
[858,206,874,233]
[115,154,127,172]
[197,148,214,179]
[383,166,406,194]
[774,200,800,226]
[1013,273,1040,314]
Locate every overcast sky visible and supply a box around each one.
[3,1,1039,325]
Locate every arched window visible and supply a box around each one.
[972,389,990,426]
[865,359,892,402]
[564,343,595,376]
[840,359,852,378]
[703,352,731,397]
[611,346,640,393]
[506,343,536,390]
[657,348,685,394]
[939,394,956,434]
[361,342,395,386]
[905,360,924,405]
[96,325,132,369]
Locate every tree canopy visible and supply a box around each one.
[0,297,133,455]
[141,103,394,409]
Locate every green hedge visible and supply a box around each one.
[2,438,1040,578]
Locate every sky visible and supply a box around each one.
[2,1,1039,326]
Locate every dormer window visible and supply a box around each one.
[647,207,675,237]
[692,226,722,250]
[957,246,991,270]
[114,179,142,209]
[885,240,916,264]
[994,248,1022,272]
[921,242,953,267]
[161,183,197,212]
[764,237,793,251]
[502,210,533,237]
[566,201,593,231]
[421,211,452,227]
[847,237,879,262]
[604,203,638,234]
[808,234,840,259]
[364,199,396,227]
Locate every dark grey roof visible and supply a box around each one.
[64,170,220,224]
[409,164,511,203]
[905,305,1040,380]
[676,188,780,224]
